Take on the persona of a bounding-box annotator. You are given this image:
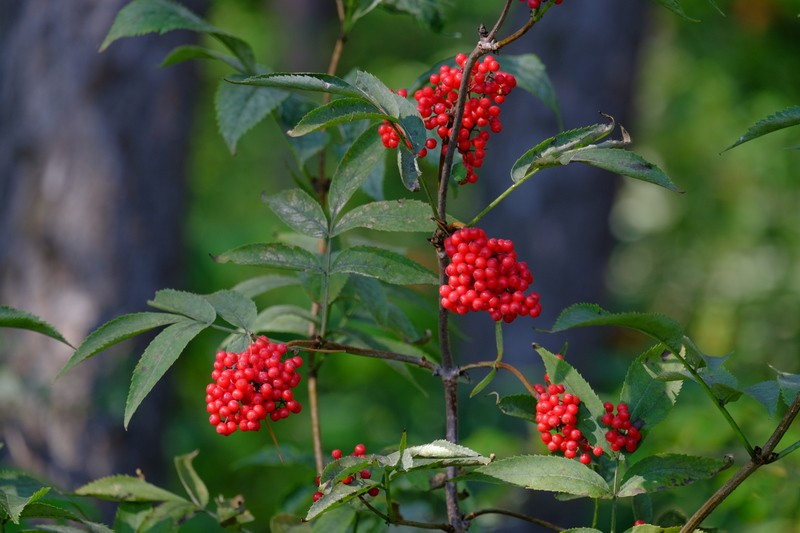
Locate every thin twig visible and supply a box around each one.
[461,361,539,397]
[288,339,439,372]
[464,508,565,532]
[358,496,454,531]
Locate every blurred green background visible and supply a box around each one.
[162,0,800,531]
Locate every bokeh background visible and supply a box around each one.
[1,0,799,531]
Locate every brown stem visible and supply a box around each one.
[358,496,454,531]
[461,360,539,396]
[681,393,800,532]
[464,508,565,532]
[288,339,438,372]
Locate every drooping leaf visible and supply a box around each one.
[559,147,682,193]
[216,76,288,154]
[496,394,537,422]
[381,440,490,473]
[470,367,498,398]
[19,502,84,524]
[147,289,216,324]
[331,246,437,285]
[328,127,387,220]
[232,72,363,99]
[275,95,331,167]
[397,143,422,192]
[0,471,50,524]
[343,0,382,31]
[305,477,380,521]
[617,454,733,497]
[381,0,447,32]
[289,98,384,137]
[655,0,699,21]
[743,381,780,416]
[100,0,255,73]
[0,305,72,347]
[498,54,560,123]
[58,312,185,377]
[263,188,328,238]
[231,274,299,298]
[551,303,685,356]
[475,455,612,498]
[174,451,209,509]
[621,345,682,431]
[331,199,434,236]
[724,105,800,151]
[125,320,209,428]
[75,475,188,503]
[160,45,245,71]
[214,242,323,273]
[203,290,257,333]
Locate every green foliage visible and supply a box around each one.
[617,454,733,498]
[0,305,72,347]
[724,105,800,151]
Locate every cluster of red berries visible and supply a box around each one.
[601,401,642,453]
[439,227,542,322]
[534,364,603,465]
[518,0,564,10]
[312,444,379,502]
[205,336,303,436]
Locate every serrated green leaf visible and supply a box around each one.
[19,501,83,523]
[58,312,185,377]
[498,54,560,124]
[397,144,421,192]
[100,0,255,72]
[331,246,437,285]
[231,274,299,298]
[475,455,612,498]
[655,0,700,21]
[160,45,245,72]
[174,451,209,509]
[724,105,800,151]
[214,242,323,273]
[743,381,780,416]
[252,304,318,336]
[559,147,682,193]
[22,524,111,533]
[381,0,446,32]
[289,98,384,137]
[0,471,50,524]
[617,454,732,497]
[470,367,497,398]
[75,475,187,503]
[349,277,389,324]
[139,500,198,531]
[232,72,362,98]
[216,76,288,154]
[264,188,328,238]
[0,305,72,347]
[125,320,208,428]
[536,347,607,451]
[276,95,331,167]
[621,345,682,431]
[382,440,489,472]
[510,121,616,182]
[551,303,685,356]
[328,128,387,221]
[772,366,800,406]
[147,289,216,324]
[331,199,434,236]
[305,478,380,521]
[203,290,257,332]
[496,394,537,422]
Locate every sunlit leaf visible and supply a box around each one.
[475,455,612,498]
[331,199,434,236]
[75,475,188,503]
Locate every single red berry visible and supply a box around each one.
[312,491,324,502]
[367,487,380,497]
[353,443,367,456]
[331,449,343,459]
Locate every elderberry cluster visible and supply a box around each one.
[312,444,379,502]
[205,336,303,436]
[534,365,603,465]
[518,0,565,10]
[601,401,642,453]
[439,227,542,322]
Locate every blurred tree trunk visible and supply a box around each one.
[0,0,202,488]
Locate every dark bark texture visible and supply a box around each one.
[0,0,201,488]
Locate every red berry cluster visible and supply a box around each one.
[312,444,379,502]
[518,0,564,10]
[205,336,303,436]
[601,401,642,453]
[439,227,542,322]
[534,368,603,465]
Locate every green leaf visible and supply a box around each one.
[475,455,612,498]
[559,147,682,193]
[125,319,208,428]
[562,529,604,533]
[331,246,437,285]
[138,500,198,531]
[75,475,188,502]
[331,199,434,236]
[305,478,379,521]
[203,290,257,332]
[382,440,490,472]
[264,188,328,238]
[147,289,216,324]
[19,501,84,523]
[696,354,741,404]
[0,305,71,347]
[744,381,780,416]
[214,242,323,273]
[343,0,382,31]
[100,0,255,73]
[216,76,288,154]
[58,312,185,377]
[270,513,313,533]
[511,121,617,182]
[328,128,387,221]
[252,304,318,336]
[232,72,363,99]
[289,98,384,137]
[496,394,537,422]
[470,367,497,398]
[772,366,800,406]
[381,0,447,32]
[536,346,607,451]
[231,274,299,298]
[621,345,682,431]
[655,0,700,21]
[617,454,733,497]
[397,144,421,192]
[174,450,209,509]
[551,303,686,356]
[276,95,331,167]
[0,471,50,524]
[724,105,800,151]
[499,54,560,124]
[160,45,245,72]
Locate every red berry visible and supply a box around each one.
[367,487,380,497]
[353,443,367,456]
[331,449,343,460]
[312,491,324,502]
